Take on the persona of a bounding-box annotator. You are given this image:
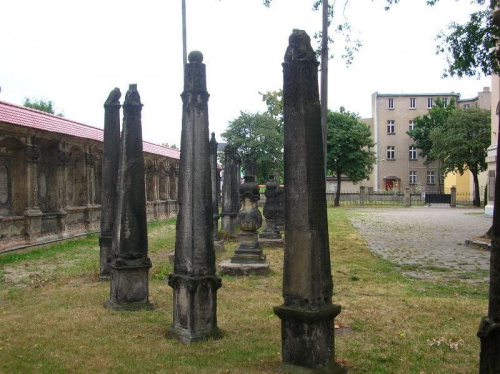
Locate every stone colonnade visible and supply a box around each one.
[0,122,179,252]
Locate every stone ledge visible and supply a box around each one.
[465,238,491,250]
[218,260,270,276]
[259,238,284,248]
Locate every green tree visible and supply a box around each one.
[23,98,64,117]
[407,98,456,168]
[222,111,283,184]
[326,107,376,206]
[430,106,491,206]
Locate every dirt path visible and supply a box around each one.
[348,206,492,284]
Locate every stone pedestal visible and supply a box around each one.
[106,260,153,311]
[221,145,240,235]
[99,235,112,281]
[478,317,500,373]
[167,274,222,343]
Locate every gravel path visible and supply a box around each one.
[348,206,492,284]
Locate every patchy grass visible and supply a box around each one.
[0,209,488,373]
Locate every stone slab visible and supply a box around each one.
[218,260,270,276]
[259,237,284,248]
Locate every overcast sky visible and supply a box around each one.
[0,0,492,147]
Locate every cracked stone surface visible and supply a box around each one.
[348,206,492,284]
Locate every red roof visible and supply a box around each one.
[0,100,179,159]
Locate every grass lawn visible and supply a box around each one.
[0,209,488,373]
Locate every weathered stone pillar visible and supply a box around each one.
[404,187,410,207]
[260,174,282,241]
[221,145,240,234]
[99,88,121,281]
[478,14,500,367]
[274,30,344,373]
[57,147,70,237]
[105,84,152,311]
[210,133,224,251]
[275,168,285,232]
[24,141,42,243]
[167,51,221,344]
[450,186,457,208]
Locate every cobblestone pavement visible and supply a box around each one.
[348,206,492,284]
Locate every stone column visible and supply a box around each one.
[221,145,239,234]
[57,148,70,237]
[273,30,344,373]
[404,187,410,207]
[260,174,282,241]
[24,141,42,243]
[167,51,221,344]
[210,133,224,251]
[99,88,121,281]
[450,186,457,207]
[105,84,152,311]
[478,15,500,368]
[360,186,366,207]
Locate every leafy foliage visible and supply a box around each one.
[221,111,283,184]
[23,97,64,117]
[430,106,490,205]
[407,98,456,166]
[327,107,376,206]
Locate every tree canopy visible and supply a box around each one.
[407,98,456,166]
[23,98,64,117]
[430,106,491,205]
[326,107,376,206]
[221,111,283,184]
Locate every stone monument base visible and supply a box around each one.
[98,235,112,281]
[478,316,500,372]
[218,260,270,276]
[167,273,222,344]
[274,304,343,371]
[259,237,284,248]
[106,261,153,311]
[214,240,225,252]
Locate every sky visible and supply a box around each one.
[0,0,492,147]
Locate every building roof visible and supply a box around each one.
[374,92,460,98]
[0,100,180,159]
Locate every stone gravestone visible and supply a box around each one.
[259,174,283,247]
[220,145,240,235]
[167,51,222,344]
[478,11,500,371]
[105,84,153,311]
[219,161,269,276]
[273,30,344,373]
[209,132,224,251]
[99,87,121,281]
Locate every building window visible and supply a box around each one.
[409,120,415,131]
[409,146,417,160]
[387,146,395,160]
[464,104,470,109]
[387,120,395,134]
[409,171,417,184]
[427,171,435,184]
[427,98,433,109]
[388,98,394,109]
[410,98,416,109]
[440,172,445,186]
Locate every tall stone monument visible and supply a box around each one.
[273,30,343,373]
[221,145,240,234]
[478,11,500,371]
[210,132,224,251]
[105,84,153,311]
[167,51,222,344]
[99,88,121,281]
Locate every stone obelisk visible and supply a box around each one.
[99,88,121,281]
[105,84,153,311]
[210,132,224,251]
[273,30,344,373]
[221,145,240,235]
[167,51,222,344]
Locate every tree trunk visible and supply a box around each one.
[334,174,341,207]
[472,170,481,207]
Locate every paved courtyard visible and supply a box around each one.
[347,206,493,284]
